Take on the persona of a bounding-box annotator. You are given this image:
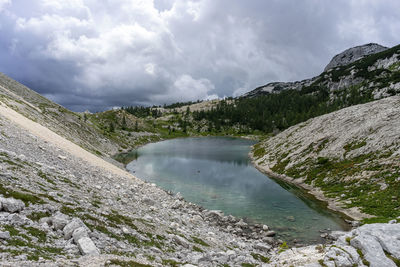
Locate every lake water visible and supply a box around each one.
[126,137,350,244]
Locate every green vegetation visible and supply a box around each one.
[191,236,210,247]
[27,211,51,221]
[162,259,182,267]
[193,246,204,252]
[357,249,371,266]
[278,242,289,253]
[0,183,44,206]
[251,253,270,263]
[343,140,367,153]
[273,149,400,222]
[105,259,153,267]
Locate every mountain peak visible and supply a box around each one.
[324,43,388,71]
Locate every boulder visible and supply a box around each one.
[324,223,400,267]
[1,197,25,213]
[63,218,86,240]
[265,231,276,237]
[0,231,10,240]
[7,213,29,225]
[350,234,396,267]
[171,234,190,248]
[323,245,361,267]
[72,227,89,243]
[51,212,69,230]
[254,242,271,252]
[76,236,99,255]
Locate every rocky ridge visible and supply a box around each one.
[324,43,388,71]
[243,43,399,100]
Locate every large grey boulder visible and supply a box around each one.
[359,223,400,259]
[63,218,87,239]
[324,223,400,267]
[72,227,89,243]
[76,236,99,256]
[1,197,25,213]
[51,212,69,230]
[0,231,10,240]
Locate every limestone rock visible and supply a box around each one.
[51,212,69,230]
[171,234,190,248]
[76,236,99,256]
[63,218,86,240]
[72,227,89,243]
[1,197,25,213]
[0,231,10,240]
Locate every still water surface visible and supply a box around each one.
[126,137,349,243]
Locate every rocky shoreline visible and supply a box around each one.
[249,151,366,222]
[0,104,278,266]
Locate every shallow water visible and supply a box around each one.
[126,137,350,243]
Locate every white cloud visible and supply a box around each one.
[0,0,10,11]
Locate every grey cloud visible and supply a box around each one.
[0,0,399,111]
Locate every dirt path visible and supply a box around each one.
[0,102,140,181]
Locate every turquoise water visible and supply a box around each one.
[126,137,349,243]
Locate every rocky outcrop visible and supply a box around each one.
[0,197,25,213]
[324,43,388,71]
[243,43,399,102]
[268,221,400,267]
[323,222,400,267]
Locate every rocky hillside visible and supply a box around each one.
[252,96,400,223]
[244,43,399,101]
[0,88,276,265]
[0,73,163,158]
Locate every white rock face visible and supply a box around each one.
[76,236,99,256]
[323,223,400,267]
[324,43,388,71]
[0,231,10,240]
[0,197,25,213]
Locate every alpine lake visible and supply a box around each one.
[125,137,350,244]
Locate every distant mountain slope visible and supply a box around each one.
[0,73,161,157]
[252,96,400,222]
[244,43,399,99]
[324,43,388,71]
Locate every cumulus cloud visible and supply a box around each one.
[0,0,399,111]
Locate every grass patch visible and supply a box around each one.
[27,211,51,221]
[252,143,266,159]
[0,183,44,206]
[251,253,270,263]
[357,249,370,266]
[38,170,56,185]
[162,259,181,267]
[25,226,47,242]
[191,236,210,247]
[278,242,289,253]
[193,246,204,252]
[105,259,153,267]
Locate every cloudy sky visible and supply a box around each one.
[0,0,399,111]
